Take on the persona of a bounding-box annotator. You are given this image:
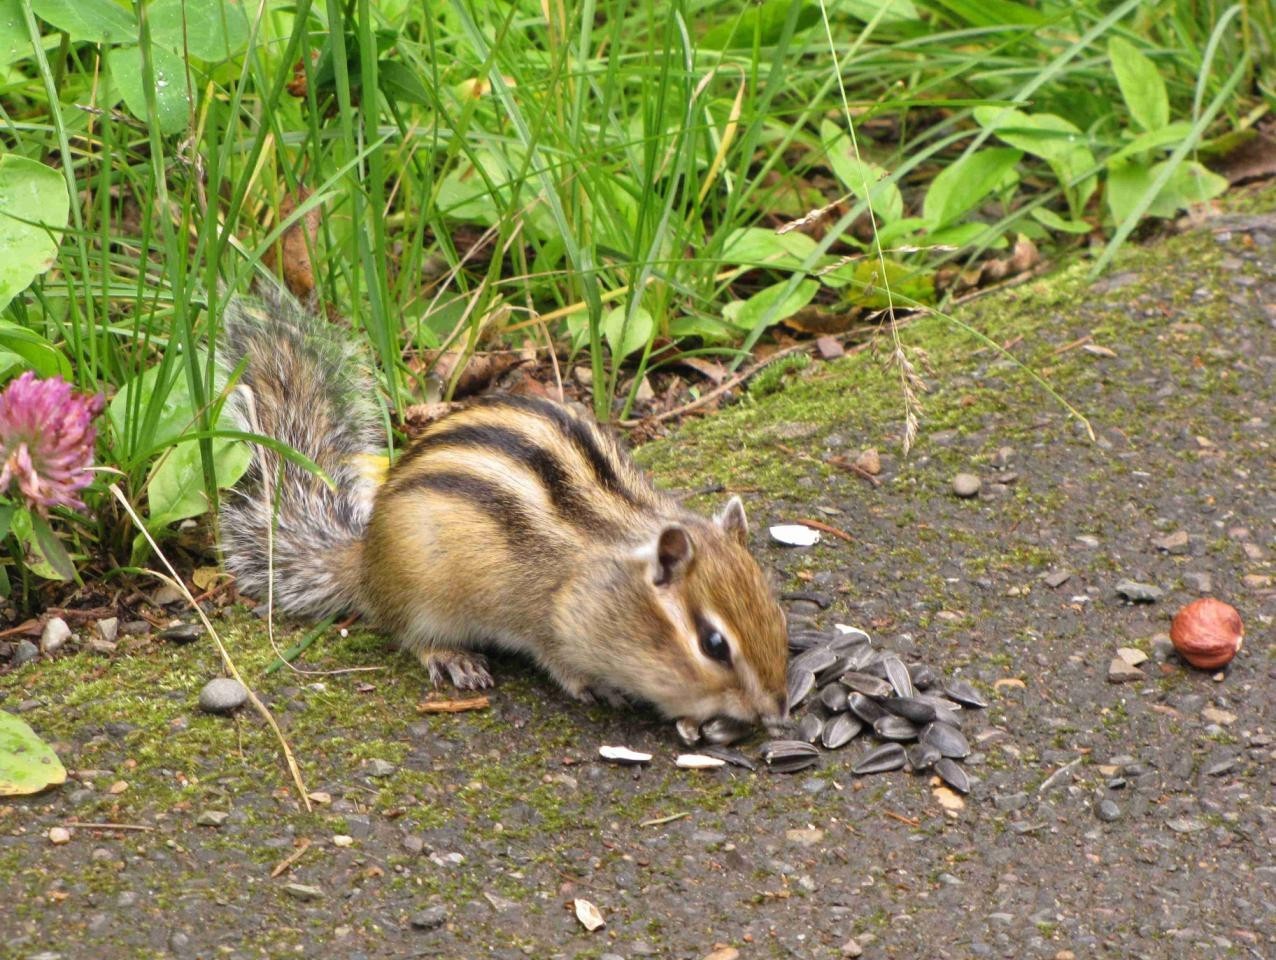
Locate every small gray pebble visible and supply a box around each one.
[952,473,982,498]
[1095,798,1121,822]
[12,639,39,667]
[410,905,449,931]
[198,678,248,714]
[365,759,397,778]
[993,791,1029,813]
[283,883,324,901]
[1115,579,1163,603]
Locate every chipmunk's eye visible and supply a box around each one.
[699,628,731,665]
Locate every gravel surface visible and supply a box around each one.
[1,209,1273,959]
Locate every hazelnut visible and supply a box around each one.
[1170,598,1243,670]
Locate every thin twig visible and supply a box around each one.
[416,695,491,714]
[793,518,853,542]
[269,837,313,878]
[64,821,154,832]
[107,484,312,813]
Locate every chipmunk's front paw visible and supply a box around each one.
[419,649,493,690]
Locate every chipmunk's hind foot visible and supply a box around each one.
[419,649,493,690]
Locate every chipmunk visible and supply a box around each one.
[218,288,789,730]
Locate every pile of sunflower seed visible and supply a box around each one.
[674,625,988,793]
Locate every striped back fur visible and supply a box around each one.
[218,288,384,617]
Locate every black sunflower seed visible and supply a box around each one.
[841,672,892,698]
[848,692,888,724]
[796,713,824,744]
[787,667,816,709]
[906,742,942,771]
[882,655,915,698]
[934,757,970,793]
[819,683,850,713]
[881,696,937,725]
[852,742,906,775]
[873,714,921,741]
[821,713,863,749]
[943,678,988,709]
[920,721,970,758]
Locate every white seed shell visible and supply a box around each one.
[676,753,727,769]
[769,524,822,547]
[598,746,652,765]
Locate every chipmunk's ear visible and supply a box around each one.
[635,524,694,586]
[715,495,748,547]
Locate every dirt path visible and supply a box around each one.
[2,202,1274,960]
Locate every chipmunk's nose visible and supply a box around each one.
[761,693,790,735]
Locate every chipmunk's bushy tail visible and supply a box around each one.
[218,286,383,617]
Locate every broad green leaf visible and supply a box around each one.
[1108,36,1169,133]
[824,259,933,308]
[928,0,1045,27]
[0,0,29,67]
[1106,159,1226,226]
[821,120,903,223]
[149,0,250,63]
[720,227,817,270]
[435,150,509,224]
[1030,206,1092,235]
[146,435,250,529]
[841,0,919,24]
[722,279,818,331]
[1105,122,1192,167]
[1106,160,1155,226]
[1151,159,1228,212]
[0,346,25,379]
[975,106,1097,214]
[602,305,654,360]
[973,106,1083,164]
[0,502,13,542]
[922,148,1022,228]
[700,0,821,50]
[29,0,134,44]
[109,351,223,456]
[0,155,69,313]
[871,216,928,251]
[0,711,66,796]
[378,59,431,106]
[29,512,77,582]
[667,314,736,343]
[0,319,71,379]
[922,221,1005,248]
[107,44,190,135]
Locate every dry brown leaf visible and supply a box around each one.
[262,188,319,299]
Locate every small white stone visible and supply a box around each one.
[48,826,72,845]
[40,617,72,654]
[332,835,354,847]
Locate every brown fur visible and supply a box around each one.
[358,398,789,725]
[221,293,788,727]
